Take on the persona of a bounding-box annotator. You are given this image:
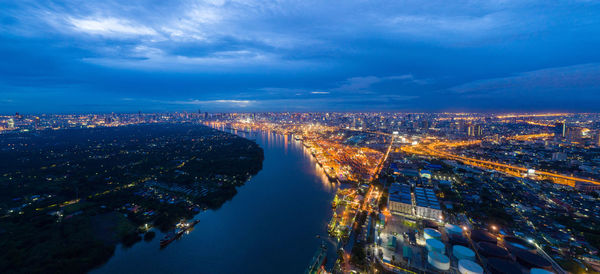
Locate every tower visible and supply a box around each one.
[554,122,566,138]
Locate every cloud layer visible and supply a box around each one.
[1,0,600,112]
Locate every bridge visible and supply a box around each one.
[401,135,600,187]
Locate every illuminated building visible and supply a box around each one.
[566,127,583,142]
[467,124,482,137]
[415,187,442,220]
[388,183,412,215]
[551,152,567,161]
[575,182,600,192]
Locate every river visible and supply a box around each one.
[93,128,339,274]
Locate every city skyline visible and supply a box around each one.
[2,2,600,273]
[2,1,600,113]
[2,111,600,273]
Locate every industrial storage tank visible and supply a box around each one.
[426,238,445,254]
[487,257,522,274]
[477,242,511,259]
[530,268,554,274]
[470,229,497,244]
[449,233,470,246]
[423,219,439,229]
[504,236,537,252]
[458,259,484,274]
[511,248,552,269]
[424,228,442,240]
[445,223,463,235]
[453,245,476,261]
[427,251,450,271]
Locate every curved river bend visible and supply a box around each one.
[93,129,338,274]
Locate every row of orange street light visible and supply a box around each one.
[402,136,600,187]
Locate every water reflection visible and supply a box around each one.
[93,124,341,274]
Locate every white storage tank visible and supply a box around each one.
[424,228,441,240]
[426,238,445,254]
[453,245,476,261]
[458,259,483,274]
[445,223,463,235]
[428,251,450,271]
[530,268,554,274]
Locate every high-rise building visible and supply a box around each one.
[554,122,566,138]
[566,127,583,142]
[551,152,567,161]
[467,125,482,137]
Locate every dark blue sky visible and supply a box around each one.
[1,0,600,113]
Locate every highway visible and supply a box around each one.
[372,135,395,181]
[401,137,600,186]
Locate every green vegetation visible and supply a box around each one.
[0,124,263,273]
[473,189,514,226]
[0,211,129,273]
[144,231,156,242]
[554,214,600,250]
[557,258,600,274]
[350,242,367,269]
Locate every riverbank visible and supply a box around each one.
[0,124,264,273]
[93,128,339,273]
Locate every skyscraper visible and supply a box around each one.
[566,127,582,142]
[467,125,482,137]
[467,125,474,137]
[554,122,566,138]
[476,125,483,137]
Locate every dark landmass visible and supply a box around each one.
[0,124,263,273]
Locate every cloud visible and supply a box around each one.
[1,0,600,112]
[332,74,427,92]
[68,17,158,37]
[448,63,600,97]
[387,13,507,36]
[152,99,254,108]
[81,45,297,71]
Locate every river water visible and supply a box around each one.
[93,128,339,274]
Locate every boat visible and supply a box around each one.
[160,232,176,247]
[160,220,200,247]
[305,241,328,274]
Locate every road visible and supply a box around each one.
[401,138,600,186]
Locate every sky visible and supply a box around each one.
[1,0,600,113]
